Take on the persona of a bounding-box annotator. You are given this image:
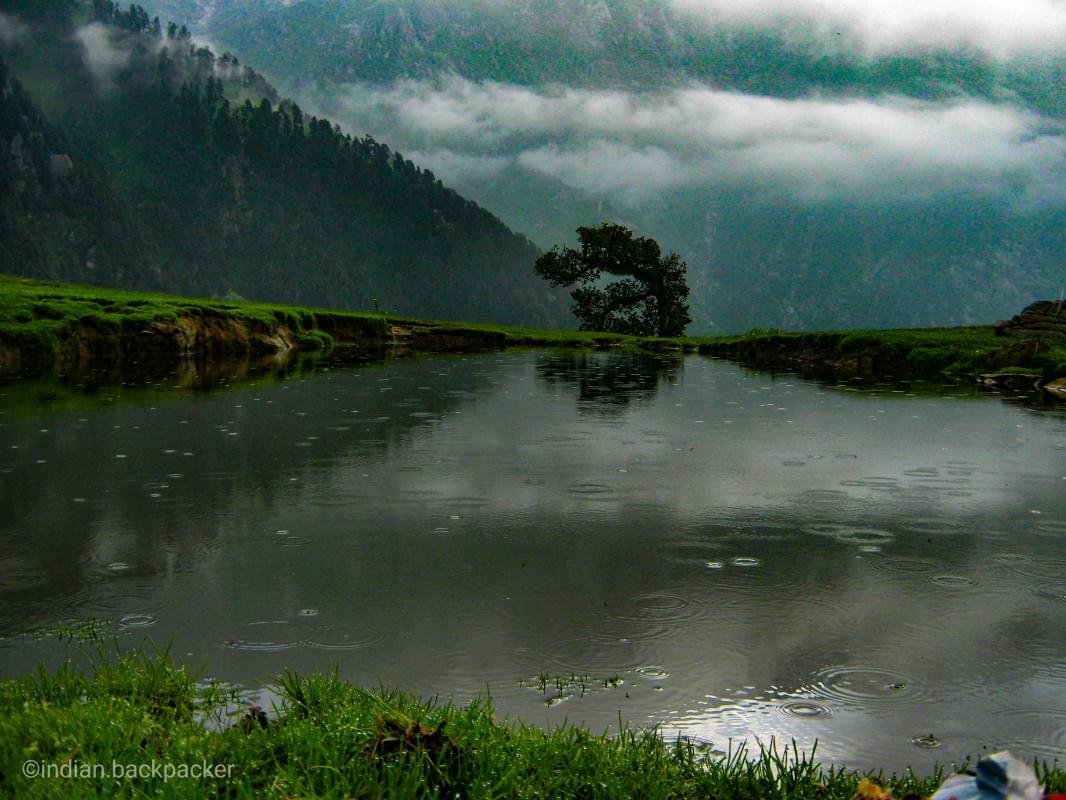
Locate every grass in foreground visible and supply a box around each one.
[2,643,1064,799]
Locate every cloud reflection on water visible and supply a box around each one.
[1,352,1065,770]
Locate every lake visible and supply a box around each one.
[1,349,1065,771]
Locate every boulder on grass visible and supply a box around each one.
[994,300,1066,339]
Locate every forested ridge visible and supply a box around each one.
[0,0,567,326]
[140,0,1066,334]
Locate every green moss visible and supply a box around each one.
[994,366,1042,375]
[29,301,68,321]
[296,330,334,351]
[272,309,301,328]
[908,346,958,373]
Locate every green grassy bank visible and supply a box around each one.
[689,327,1066,383]
[3,644,1063,799]
[0,275,628,374]
[3,275,1066,383]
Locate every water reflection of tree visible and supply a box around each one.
[535,351,682,412]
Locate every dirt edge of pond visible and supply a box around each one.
[0,312,523,377]
[696,331,1066,397]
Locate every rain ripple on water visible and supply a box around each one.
[566,482,620,501]
[806,665,927,707]
[930,575,978,588]
[995,709,1066,760]
[224,619,386,652]
[305,623,385,651]
[224,620,308,652]
[1032,582,1066,602]
[805,524,896,547]
[779,700,834,719]
[871,557,940,574]
[118,613,157,628]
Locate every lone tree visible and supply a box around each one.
[535,223,691,336]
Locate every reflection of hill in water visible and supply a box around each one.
[535,351,683,413]
[4,349,1060,640]
[1,352,324,419]
[64,351,332,394]
[0,353,480,633]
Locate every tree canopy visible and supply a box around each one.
[534,223,691,336]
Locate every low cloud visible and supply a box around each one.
[0,12,28,47]
[74,23,131,90]
[320,76,1066,209]
[413,0,1066,59]
[666,0,1066,58]
[404,148,512,182]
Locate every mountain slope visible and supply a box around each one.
[136,0,1066,112]
[135,0,1066,333]
[0,0,568,327]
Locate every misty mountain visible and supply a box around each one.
[133,0,1066,112]
[0,0,568,327]
[135,0,1066,332]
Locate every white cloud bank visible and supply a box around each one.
[330,76,1066,207]
[0,12,28,47]
[667,0,1066,58]
[75,22,132,90]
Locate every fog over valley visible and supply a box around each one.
[131,0,1066,331]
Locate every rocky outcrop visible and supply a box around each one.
[1043,376,1066,400]
[979,372,1042,391]
[995,300,1066,339]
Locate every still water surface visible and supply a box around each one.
[1,351,1065,770]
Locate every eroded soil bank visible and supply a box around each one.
[0,275,529,377]
[694,328,1066,399]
